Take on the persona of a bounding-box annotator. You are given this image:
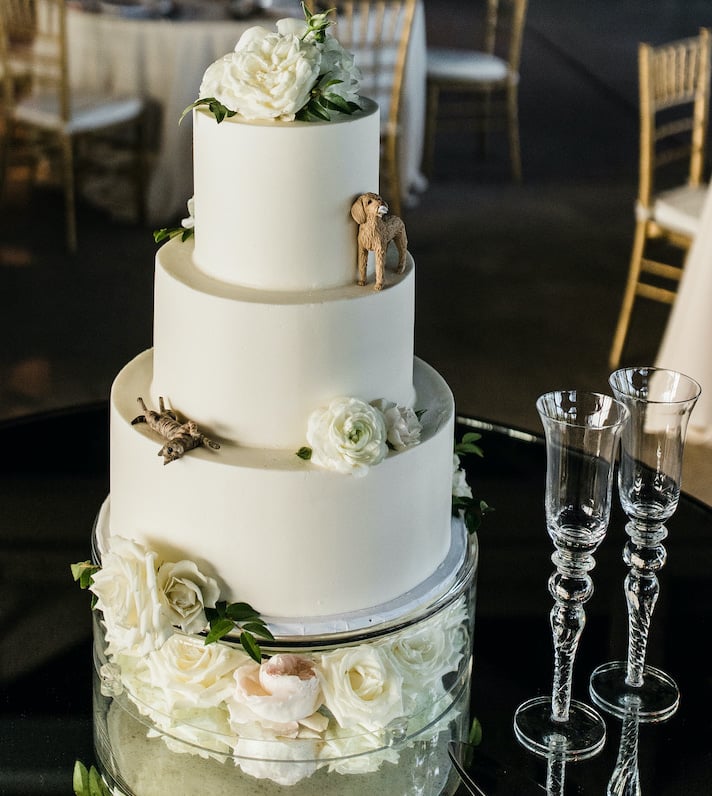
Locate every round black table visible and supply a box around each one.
[1,406,710,794]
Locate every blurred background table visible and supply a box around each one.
[1,407,710,794]
[66,0,427,224]
[657,179,712,446]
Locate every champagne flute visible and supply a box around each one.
[590,367,700,721]
[514,391,629,760]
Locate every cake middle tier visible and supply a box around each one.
[108,352,455,618]
[153,237,415,448]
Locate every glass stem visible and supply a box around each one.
[607,697,642,796]
[546,735,567,796]
[548,564,594,723]
[623,520,668,688]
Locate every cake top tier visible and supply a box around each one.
[193,4,362,124]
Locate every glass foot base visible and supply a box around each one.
[589,661,679,722]
[513,696,606,761]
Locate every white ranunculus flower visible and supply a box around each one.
[156,559,220,634]
[319,35,361,105]
[90,536,171,658]
[235,722,322,786]
[145,634,247,710]
[319,645,403,730]
[307,397,388,476]
[228,654,323,733]
[199,24,321,121]
[371,399,422,451]
[452,453,473,498]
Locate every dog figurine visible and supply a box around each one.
[350,192,408,290]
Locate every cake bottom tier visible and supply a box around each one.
[92,536,478,795]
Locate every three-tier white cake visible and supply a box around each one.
[84,9,477,794]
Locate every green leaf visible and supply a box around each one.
[468,716,483,746]
[71,561,100,590]
[305,100,331,122]
[322,92,352,114]
[242,621,275,640]
[180,97,237,126]
[455,432,484,458]
[225,602,260,622]
[452,496,494,534]
[240,630,263,662]
[73,761,89,795]
[296,446,313,461]
[88,766,110,796]
[153,226,194,244]
[73,762,110,796]
[205,617,235,645]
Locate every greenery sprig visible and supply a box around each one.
[296,75,361,122]
[205,600,274,662]
[453,432,493,534]
[296,446,313,460]
[455,431,485,459]
[153,226,194,244]
[453,494,493,534]
[300,2,335,44]
[71,561,100,590]
[73,761,111,796]
[179,96,237,125]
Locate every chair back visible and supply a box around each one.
[336,0,417,138]
[638,28,711,210]
[483,0,527,76]
[0,0,69,119]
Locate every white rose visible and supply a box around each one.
[228,654,323,733]
[452,454,472,498]
[371,399,422,450]
[321,724,400,774]
[145,634,247,710]
[307,397,388,476]
[383,621,464,712]
[90,536,171,658]
[156,559,220,634]
[234,722,321,786]
[319,645,403,730]
[319,35,361,105]
[200,25,320,121]
[157,706,235,761]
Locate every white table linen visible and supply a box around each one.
[67,3,426,224]
[656,180,712,444]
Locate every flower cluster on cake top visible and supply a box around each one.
[187,3,362,123]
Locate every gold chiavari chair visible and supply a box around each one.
[609,28,711,369]
[337,0,417,217]
[423,0,527,182]
[0,0,146,252]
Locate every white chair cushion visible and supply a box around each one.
[637,184,708,237]
[427,47,510,83]
[13,91,143,135]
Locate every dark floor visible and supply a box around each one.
[1,0,711,500]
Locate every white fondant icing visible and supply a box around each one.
[152,238,415,447]
[191,100,380,291]
[108,353,455,618]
